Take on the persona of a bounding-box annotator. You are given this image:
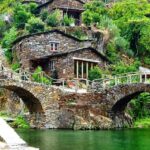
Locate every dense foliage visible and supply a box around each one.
[32,66,52,85]
[88,66,102,81]
[128,92,150,120]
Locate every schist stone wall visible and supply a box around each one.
[12,31,91,69]
[45,48,107,79]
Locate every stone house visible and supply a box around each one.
[12,29,108,79]
[37,0,85,25]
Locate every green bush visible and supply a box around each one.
[128,92,150,120]
[0,17,7,38]
[144,57,150,65]
[13,4,31,29]
[62,14,75,26]
[72,28,87,40]
[111,60,140,75]
[106,41,119,63]
[25,17,45,33]
[40,9,49,21]
[11,62,20,71]
[11,115,30,128]
[1,27,18,48]
[88,66,102,81]
[32,66,52,84]
[46,9,61,27]
[82,0,106,25]
[26,2,38,14]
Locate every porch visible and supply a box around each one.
[73,57,99,79]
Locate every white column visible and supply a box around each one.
[82,61,84,79]
[76,61,79,78]
[91,63,93,69]
[86,62,88,79]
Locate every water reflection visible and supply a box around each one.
[16,129,150,150]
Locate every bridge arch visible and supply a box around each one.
[110,83,150,113]
[0,81,44,114]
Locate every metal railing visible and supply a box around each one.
[91,72,150,91]
[0,64,150,93]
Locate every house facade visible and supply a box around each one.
[31,47,108,79]
[12,30,108,79]
[37,0,85,25]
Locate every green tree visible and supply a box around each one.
[25,17,45,33]
[13,3,31,29]
[109,0,150,58]
[82,0,107,25]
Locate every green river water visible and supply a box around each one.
[16,129,150,150]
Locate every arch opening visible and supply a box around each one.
[111,91,144,113]
[0,85,44,114]
[110,89,150,128]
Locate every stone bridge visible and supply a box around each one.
[59,83,150,129]
[0,66,150,129]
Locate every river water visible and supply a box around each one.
[16,129,150,150]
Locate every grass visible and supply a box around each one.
[134,118,150,128]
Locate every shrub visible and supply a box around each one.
[40,9,49,21]
[72,28,87,40]
[11,115,30,128]
[32,66,52,84]
[0,17,7,38]
[13,4,31,29]
[62,14,75,26]
[3,49,13,63]
[128,92,150,120]
[1,27,17,63]
[111,60,140,75]
[106,41,119,63]
[25,17,45,33]
[11,62,20,71]
[46,9,61,27]
[82,0,106,25]
[88,66,102,81]
[26,2,38,14]
[144,57,150,65]
[1,27,18,48]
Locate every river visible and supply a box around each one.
[16,129,150,150]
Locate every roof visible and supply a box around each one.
[139,66,150,74]
[22,0,42,4]
[12,29,92,45]
[37,0,85,10]
[31,47,110,62]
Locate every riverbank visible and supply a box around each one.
[134,118,150,128]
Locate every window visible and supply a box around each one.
[49,60,55,71]
[50,42,59,51]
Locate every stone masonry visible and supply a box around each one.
[0,77,149,129]
[12,30,92,69]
